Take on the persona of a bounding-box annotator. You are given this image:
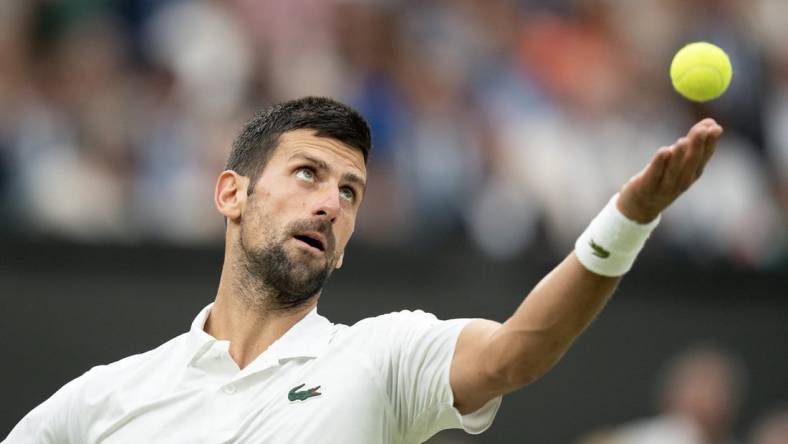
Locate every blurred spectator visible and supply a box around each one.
[0,0,785,265]
[748,408,788,444]
[584,344,747,444]
[14,14,136,240]
[135,0,252,242]
[758,0,788,241]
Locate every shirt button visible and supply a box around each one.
[223,385,237,395]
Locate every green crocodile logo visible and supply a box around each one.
[288,383,322,402]
[589,239,610,259]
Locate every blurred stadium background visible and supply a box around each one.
[1,0,786,443]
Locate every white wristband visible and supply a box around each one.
[574,194,660,277]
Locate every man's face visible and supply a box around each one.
[237,129,367,306]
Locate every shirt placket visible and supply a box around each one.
[202,343,283,443]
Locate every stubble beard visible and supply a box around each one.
[239,219,336,311]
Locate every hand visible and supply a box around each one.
[617,118,723,224]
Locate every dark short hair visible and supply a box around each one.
[226,97,372,194]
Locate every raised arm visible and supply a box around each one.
[449,118,723,414]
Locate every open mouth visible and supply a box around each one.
[293,234,325,252]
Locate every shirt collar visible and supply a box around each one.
[266,306,335,361]
[186,304,218,365]
[186,303,335,365]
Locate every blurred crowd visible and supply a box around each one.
[427,344,788,444]
[1,0,787,267]
[575,344,788,444]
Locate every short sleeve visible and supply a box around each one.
[375,310,502,443]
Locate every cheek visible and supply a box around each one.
[270,184,310,215]
[334,216,357,251]
[243,198,280,243]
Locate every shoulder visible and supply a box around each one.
[327,310,438,352]
[76,333,190,396]
[4,333,192,441]
[334,309,470,354]
[337,310,442,339]
[91,333,189,373]
[349,309,441,332]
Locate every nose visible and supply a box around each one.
[313,185,340,223]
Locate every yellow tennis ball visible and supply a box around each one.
[670,42,732,102]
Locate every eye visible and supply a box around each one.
[295,167,316,182]
[339,186,356,203]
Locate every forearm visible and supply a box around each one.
[451,119,723,413]
[487,253,620,388]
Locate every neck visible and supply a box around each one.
[206,248,318,369]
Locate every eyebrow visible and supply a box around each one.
[342,172,367,192]
[289,153,367,191]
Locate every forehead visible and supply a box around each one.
[270,129,367,178]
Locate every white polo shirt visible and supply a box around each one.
[5,305,502,443]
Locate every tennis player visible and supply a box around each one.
[4,97,723,443]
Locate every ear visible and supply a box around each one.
[215,170,248,223]
[335,253,344,270]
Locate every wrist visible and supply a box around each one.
[574,194,660,277]
[616,191,662,224]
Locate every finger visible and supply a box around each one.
[679,130,707,188]
[696,117,718,130]
[688,118,718,140]
[642,146,671,193]
[659,137,687,189]
[696,124,723,178]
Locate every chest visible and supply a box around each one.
[87,354,398,444]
